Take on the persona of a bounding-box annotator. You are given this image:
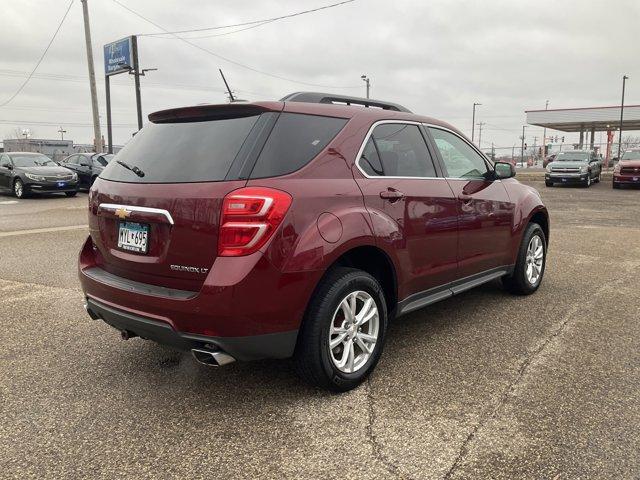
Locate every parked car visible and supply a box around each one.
[0,151,79,198]
[613,148,640,188]
[545,150,602,187]
[79,92,549,391]
[60,152,114,189]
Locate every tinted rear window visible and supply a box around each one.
[100,115,260,183]
[249,113,347,179]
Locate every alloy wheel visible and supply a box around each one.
[14,180,23,198]
[525,235,544,285]
[328,290,379,374]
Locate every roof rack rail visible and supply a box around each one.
[280,92,412,113]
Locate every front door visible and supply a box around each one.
[427,126,514,279]
[353,122,459,300]
[0,154,12,190]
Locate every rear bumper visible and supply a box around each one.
[79,235,321,360]
[86,297,298,361]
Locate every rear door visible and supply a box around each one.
[90,108,279,291]
[353,121,459,298]
[426,126,514,278]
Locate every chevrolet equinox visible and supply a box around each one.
[79,92,549,391]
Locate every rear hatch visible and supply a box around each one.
[89,103,282,291]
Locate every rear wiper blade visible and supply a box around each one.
[116,160,145,178]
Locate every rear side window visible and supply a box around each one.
[249,113,347,179]
[100,115,260,183]
[359,123,437,177]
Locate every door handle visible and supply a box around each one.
[380,189,404,201]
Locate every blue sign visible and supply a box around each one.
[104,37,133,76]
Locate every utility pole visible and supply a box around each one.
[476,121,484,148]
[80,0,103,153]
[520,125,527,165]
[472,102,481,142]
[361,75,370,99]
[542,100,549,159]
[618,75,629,159]
[58,127,67,140]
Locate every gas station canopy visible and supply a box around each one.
[525,105,640,132]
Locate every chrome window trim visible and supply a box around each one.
[99,203,175,225]
[353,120,445,180]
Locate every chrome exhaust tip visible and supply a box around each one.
[191,348,236,367]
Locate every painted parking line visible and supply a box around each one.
[0,200,19,205]
[0,224,88,238]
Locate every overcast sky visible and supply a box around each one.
[1,0,638,152]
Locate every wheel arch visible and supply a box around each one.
[528,207,550,245]
[322,244,398,316]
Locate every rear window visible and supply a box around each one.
[100,115,260,183]
[249,113,347,179]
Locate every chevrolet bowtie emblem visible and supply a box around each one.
[115,207,131,219]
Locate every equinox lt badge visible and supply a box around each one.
[170,264,209,274]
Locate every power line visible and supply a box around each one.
[146,19,278,40]
[0,69,267,96]
[0,0,74,108]
[111,0,361,89]
[138,0,355,37]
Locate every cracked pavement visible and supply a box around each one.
[1,182,639,479]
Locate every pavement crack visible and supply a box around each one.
[442,278,626,479]
[365,376,410,480]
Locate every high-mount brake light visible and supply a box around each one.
[218,187,292,256]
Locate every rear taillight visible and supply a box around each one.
[218,187,292,257]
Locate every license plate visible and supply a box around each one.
[57,181,66,187]
[562,178,567,182]
[118,222,149,253]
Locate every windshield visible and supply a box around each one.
[622,150,640,161]
[556,152,589,161]
[10,154,57,167]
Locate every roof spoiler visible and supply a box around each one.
[148,103,275,124]
[280,92,412,113]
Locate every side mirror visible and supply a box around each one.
[494,161,515,179]
[1,163,12,170]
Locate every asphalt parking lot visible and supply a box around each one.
[1,180,638,479]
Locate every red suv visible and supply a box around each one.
[79,92,549,391]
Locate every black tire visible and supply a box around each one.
[583,173,592,188]
[613,182,620,189]
[594,171,601,183]
[13,178,25,198]
[502,223,546,295]
[545,181,553,187]
[65,191,77,197]
[294,267,388,392]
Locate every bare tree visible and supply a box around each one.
[622,135,640,150]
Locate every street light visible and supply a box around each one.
[361,75,370,99]
[618,75,629,159]
[472,102,481,142]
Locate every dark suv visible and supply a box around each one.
[79,92,549,391]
